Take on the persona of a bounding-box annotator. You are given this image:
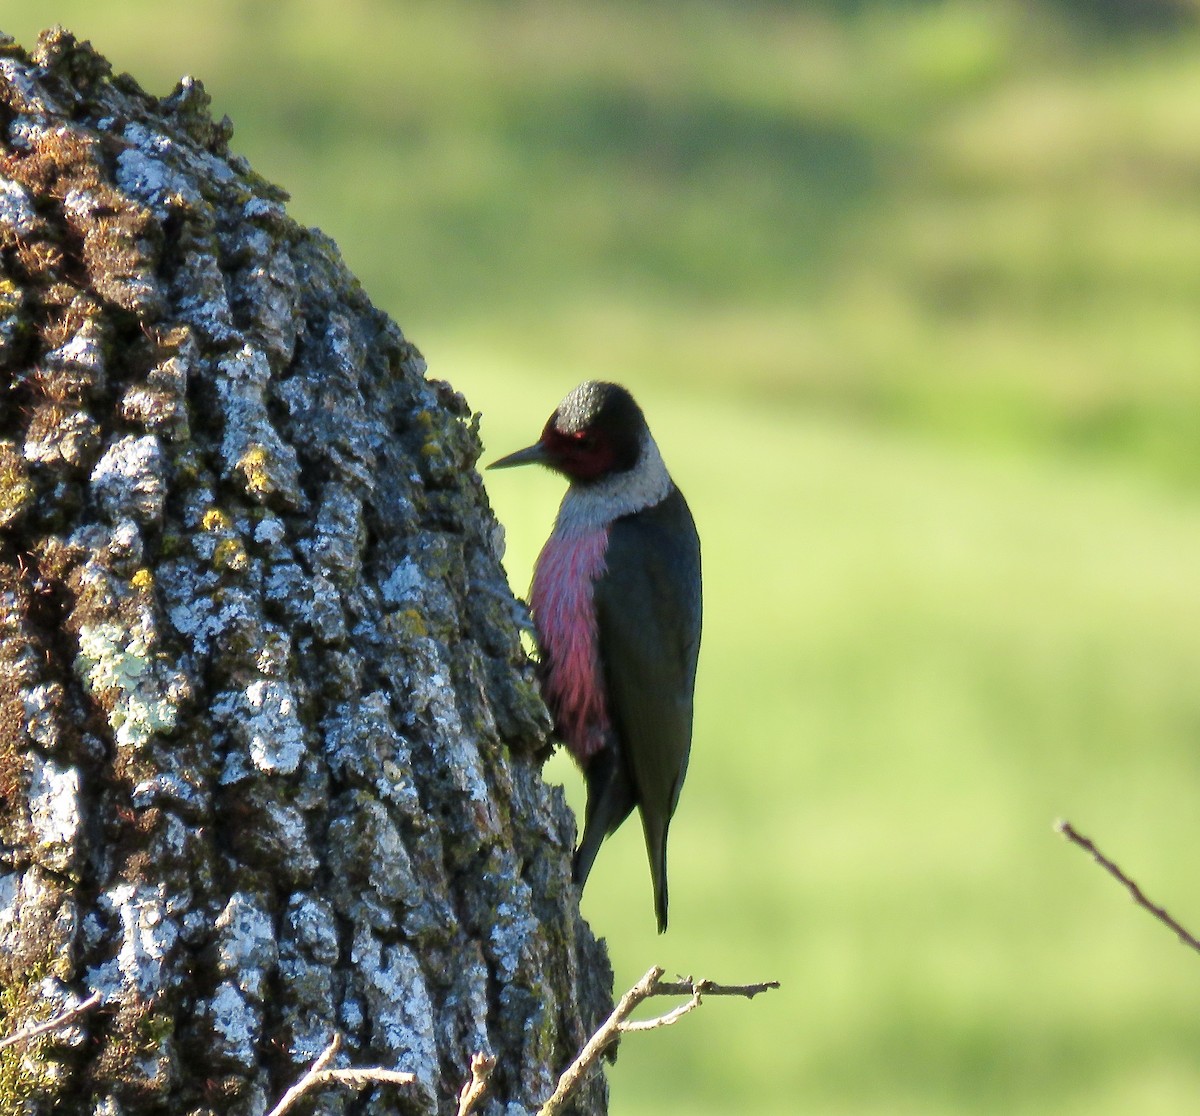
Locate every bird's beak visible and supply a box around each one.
[487,442,548,470]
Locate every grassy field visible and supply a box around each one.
[7,2,1200,1112]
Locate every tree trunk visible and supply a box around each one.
[0,28,611,1116]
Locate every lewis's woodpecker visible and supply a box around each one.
[489,381,702,932]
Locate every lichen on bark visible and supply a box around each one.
[0,27,611,1116]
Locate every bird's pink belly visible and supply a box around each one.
[530,528,609,762]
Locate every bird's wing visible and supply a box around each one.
[593,486,701,928]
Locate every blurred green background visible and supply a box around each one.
[8,2,1200,1112]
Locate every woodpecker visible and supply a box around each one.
[489,381,701,932]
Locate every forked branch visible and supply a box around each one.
[537,966,780,1116]
[265,1033,417,1116]
[456,1051,497,1116]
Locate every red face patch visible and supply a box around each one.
[540,422,620,483]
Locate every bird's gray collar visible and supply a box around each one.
[552,434,672,537]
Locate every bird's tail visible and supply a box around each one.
[643,813,670,934]
[573,747,634,891]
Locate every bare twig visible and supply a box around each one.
[619,989,704,1033]
[1056,819,1200,955]
[456,1051,497,1116]
[266,1033,343,1116]
[648,977,781,1000]
[266,1032,417,1116]
[537,966,780,1116]
[0,992,102,1053]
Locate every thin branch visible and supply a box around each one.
[619,989,703,1033]
[650,977,781,1000]
[314,1068,418,1088]
[0,992,102,1052]
[1056,818,1200,955]
[266,1032,417,1116]
[537,966,780,1116]
[266,1035,342,1116]
[456,1051,497,1116]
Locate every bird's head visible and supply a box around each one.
[489,381,648,484]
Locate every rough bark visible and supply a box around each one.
[0,28,611,1116]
